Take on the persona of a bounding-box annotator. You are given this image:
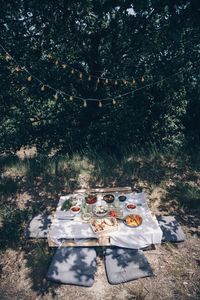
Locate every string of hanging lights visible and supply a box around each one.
[46,53,144,86]
[0,44,199,108]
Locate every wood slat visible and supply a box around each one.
[48,237,110,247]
[74,186,132,194]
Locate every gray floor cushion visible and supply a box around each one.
[26,214,52,238]
[157,216,186,242]
[104,247,153,285]
[46,247,97,287]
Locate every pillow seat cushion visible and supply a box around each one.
[157,216,186,242]
[26,214,52,238]
[104,247,153,285]
[46,247,96,287]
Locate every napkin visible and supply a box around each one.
[55,210,75,220]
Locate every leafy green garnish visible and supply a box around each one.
[61,197,78,211]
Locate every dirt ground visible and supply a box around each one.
[0,222,200,300]
[0,148,200,300]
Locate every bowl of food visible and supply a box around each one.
[123,214,142,227]
[70,206,81,215]
[103,194,115,204]
[93,202,108,217]
[82,212,92,222]
[118,195,127,202]
[126,203,137,211]
[85,194,97,205]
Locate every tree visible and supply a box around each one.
[0,0,199,154]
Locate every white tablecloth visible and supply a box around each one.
[48,192,163,249]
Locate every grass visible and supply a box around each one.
[0,146,199,251]
[174,182,200,209]
[1,147,200,198]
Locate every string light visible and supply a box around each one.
[83,100,87,107]
[1,43,199,107]
[27,75,32,81]
[46,54,147,85]
[5,54,11,61]
[112,98,116,105]
[123,80,127,85]
[45,53,145,85]
[15,66,21,72]
[54,92,59,100]
[45,50,192,86]
[69,95,74,101]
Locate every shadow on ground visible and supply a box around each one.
[0,150,200,297]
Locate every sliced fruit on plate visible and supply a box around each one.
[124,214,142,227]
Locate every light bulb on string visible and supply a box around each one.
[62,64,67,69]
[27,75,32,82]
[115,80,118,85]
[47,54,53,59]
[41,85,45,91]
[132,79,136,85]
[71,69,75,74]
[54,92,59,100]
[123,79,127,85]
[97,78,100,84]
[15,66,21,72]
[98,101,102,108]
[141,76,144,83]
[55,60,59,65]
[105,79,109,84]
[88,75,92,81]
[69,96,74,101]
[5,54,11,61]
[112,99,116,105]
[79,72,83,80]
[83,100,87,107]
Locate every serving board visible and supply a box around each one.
[73,186,132,194]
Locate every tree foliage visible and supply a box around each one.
[0,0,199,154]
